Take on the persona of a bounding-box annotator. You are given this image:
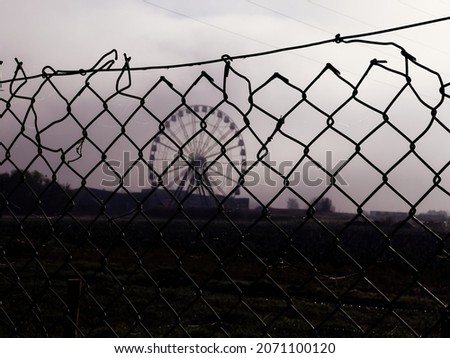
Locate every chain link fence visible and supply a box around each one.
[1,36,450,337]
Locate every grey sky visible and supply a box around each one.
[2,0,450,213]
[2,0,450,72]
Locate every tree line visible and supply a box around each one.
[0,170,72,217]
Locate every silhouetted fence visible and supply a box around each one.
[1,32,450,337]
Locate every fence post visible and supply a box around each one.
[441,305,450,338]
[64,278,82,338]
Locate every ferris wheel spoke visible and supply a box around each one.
[153,153,183,163]
[197,174,220,200]
[187,170,201,191]
[189,113,201,152]
[208,115,223,137]
[195,124,209,155]
[178,115,197,155]
[164,125,186,150]
[186,111,204,155]
[152,158,179,173]
[178,114,191,139]
[202,150,222,161]
[206,173,227,197]
[155,141,178,154]
[216,128,234,143]
[215,185,227,198]
[199,120,222,155]
[170,167,189,191]
[163,162,188,177]
[184,137,198,157]
[203,144,242,161]
[199,134,217,157]
[202,130,236,155]
[197,112,222,155]
[208,167,239,186]
[172,168,192,200]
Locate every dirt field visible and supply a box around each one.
[1,214,449,337]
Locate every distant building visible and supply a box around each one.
[417,210,447,223]
[369,211,408,222]
[73,187,249,217]
[226,197,249,210]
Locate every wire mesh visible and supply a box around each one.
[1,37,450,337]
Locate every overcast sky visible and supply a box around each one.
[2,0,450,73]
[2,0,450,213]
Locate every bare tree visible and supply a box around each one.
[315,197,335,213]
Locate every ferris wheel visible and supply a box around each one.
[149,105,246,208]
